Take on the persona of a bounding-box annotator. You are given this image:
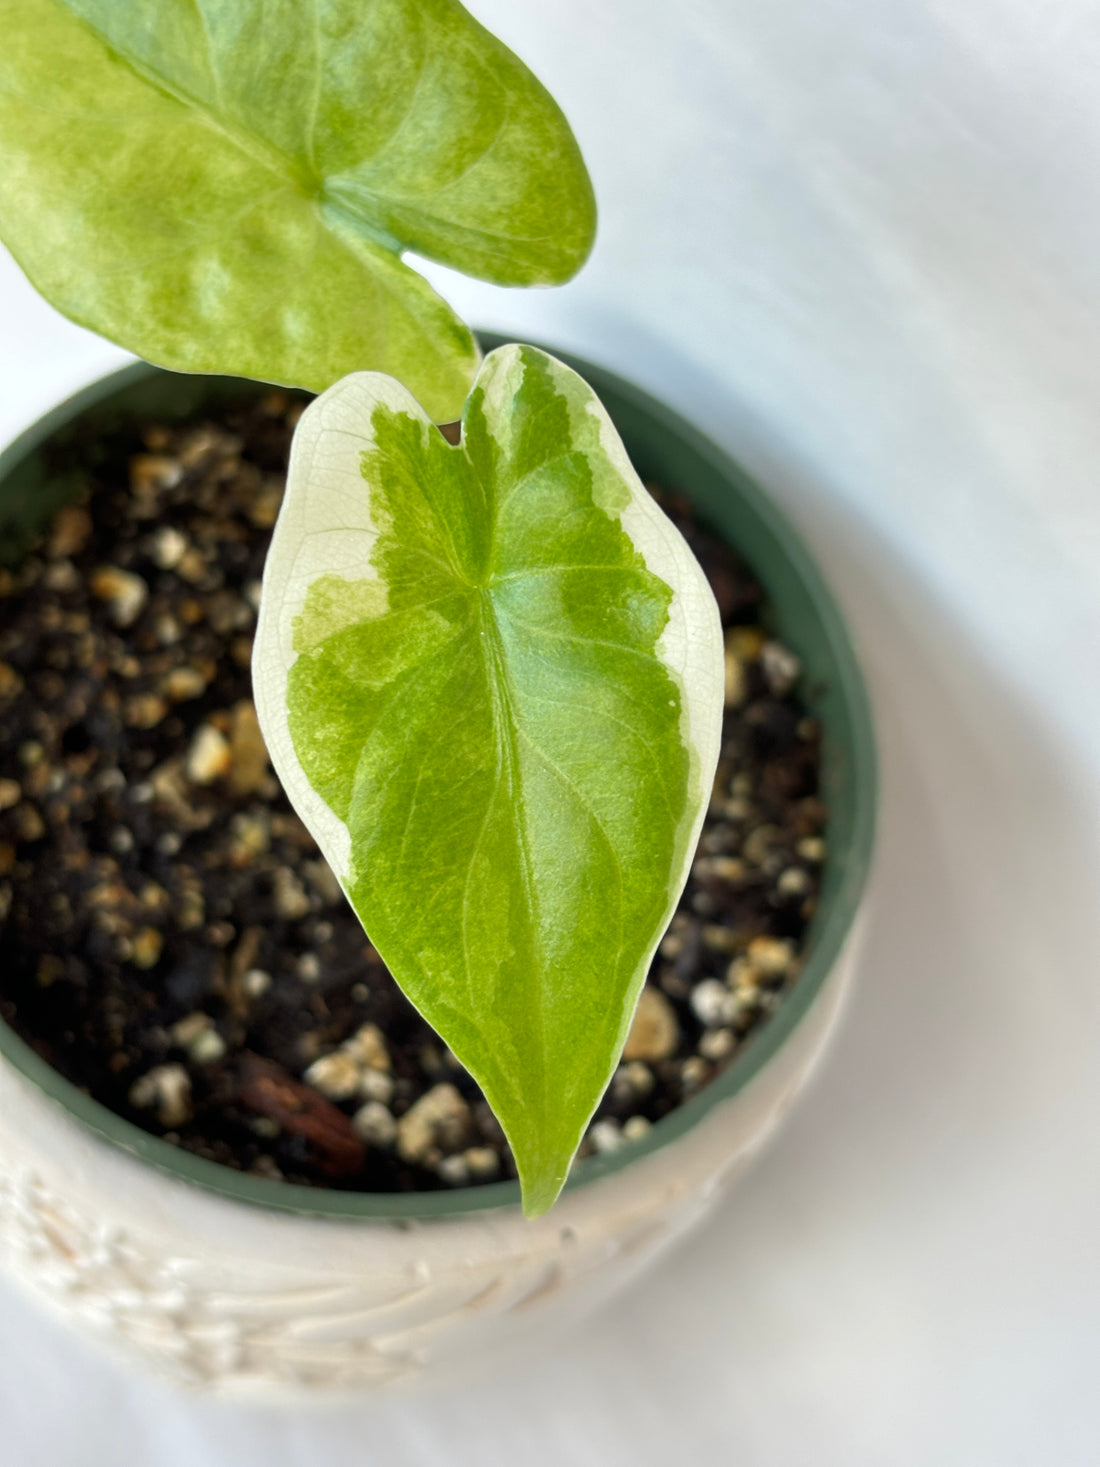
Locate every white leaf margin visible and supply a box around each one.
[253,371,427,888]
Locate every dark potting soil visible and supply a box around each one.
[0,391,827,1194]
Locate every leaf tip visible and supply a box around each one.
[519,1169,569,1221]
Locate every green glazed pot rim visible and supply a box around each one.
[0,339,877,1222]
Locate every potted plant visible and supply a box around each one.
[0,0,875,1393]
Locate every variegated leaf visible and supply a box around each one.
[0,0,596,421]
[254,345,723,1214]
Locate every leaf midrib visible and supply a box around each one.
[473,589,547,1123]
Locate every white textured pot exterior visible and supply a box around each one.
[0,918,864,1399]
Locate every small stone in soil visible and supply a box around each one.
[227,700,269,797]
[296,952,321,982]
[305,1050,362,1102]
[273,867,311,921]
[359,1068,395,1105]
[464,1146,501,1181]
[437,1154,469,1186]
[612,1061,655,1101]
[344,1022,390,1073]
[129,1064,193,1128]
[396,1083,471,1164]
[761,640,801,696]
[681,1057,711,1091]
[622,987,679,1062]
[162,666,208,702]
[241,968,271,998]
[186,723,231,784]
[690,978,738,1027]
[190,1028,227,1065]
[90,566,148,627]
[171,1012,212,1047]
[352,1100,397,1147]
[589,1119,623,1154]
[48,505,91,559]
[747,935,796,978]
[699,1028,736,1062]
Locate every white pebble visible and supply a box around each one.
[761,640,801,695]
[170,1011,211,1047]
[296,951,321,982]
[612,1061,655,1101]
[343,1022,390,1071]
[304,1050,361,1101]
[747,936,796,977]
[185,724,230,785]
[396,1083,471,1163]
[691,978,737,1027]
[699,1027,735,1062]
[273,868,311,921]
[154,612,182,645]
[622,1115,652,1143]
[43,560,79,593]
[726,956,758,992]
[437,1154,470,1186]
[91,566,148,628]
[589,1119,623,1154]
[352,1100,397,1147]
[152,526,188,569]
[777,867,811,897]
[189,1028,227,1065]
[359,1067,395,1104]
[681,1056,711,1090]
[129,1064,192,1128]
[702,923,742,953]
[162,666,208,702]
[743,824,782,866]
[242,968,272,998]
[464,1146,500,1180]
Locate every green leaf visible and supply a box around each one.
[0,0,596,421]
[254,345,723,1216]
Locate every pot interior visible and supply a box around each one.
[0,341,876,1220]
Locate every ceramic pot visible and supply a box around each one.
[0,343,876,1398]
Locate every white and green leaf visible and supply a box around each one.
[254,345,723,1215]
[0,0,596,421]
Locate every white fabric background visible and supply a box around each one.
[2,1,1099,1461]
